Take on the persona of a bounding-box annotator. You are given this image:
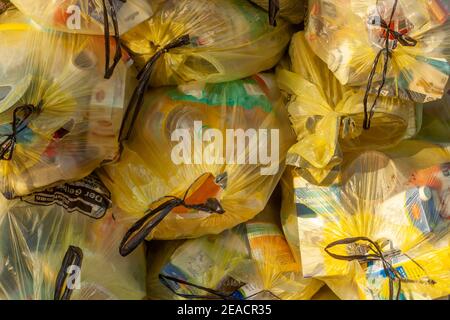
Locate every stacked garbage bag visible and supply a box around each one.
[0,7,136,198]
[146,198,322,300]
[0,174,146,300]
[0,0,448,301]
[282,140,450,299]
[99,73,295,253]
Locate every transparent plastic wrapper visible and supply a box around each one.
[416,82,450,144]
[10,0,156,78]
[306,0,450,104]
[0,15,134,198]
[0,174,146,300]
[147,201,322,300]
[249,0,306,25]
[276,32,419,184]
[99,73,295,256]
[282,140,450,299]
[122,0,292,87]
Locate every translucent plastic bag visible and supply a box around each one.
[277,31,419,184]
[0,174,146,300]
[306,0,450,103]
[147,200,322,300]
[10,0,154,35]
[10,0,156,78]
[0,15,134,198]
[122,0,292,87]
[249,0,306,25]
[282,140,450,299]
[99,73,295,255]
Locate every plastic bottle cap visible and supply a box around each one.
[419,186,432,201]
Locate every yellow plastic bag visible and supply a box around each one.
[99,73,295,255]
[10,0,155,35]
[282,140,450,299]
[147,200,322,300]
[306,0,450,103]
[0,15,134,198]
[0,174,146,300]
[249,0,306,25]
[10,0,156,78]
[276,31,419,184]
[122,0,292,87]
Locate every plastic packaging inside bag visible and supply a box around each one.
[122,0,292,87]
[306,0,450,103]
[282,140,450,300]
[147,199,322,300]
[10,0,155,35]
[9,1,157,78]
[276,31,419,184]
[416,82,450,144]
[99,73,295,255]
[249,0,307,25]
[0,174,146,300]
[0,14,134,198]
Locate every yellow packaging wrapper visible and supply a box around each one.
[147,200,322,300]
[276,31,419,183]
[306,0,450,103]
[122,0,293,87]
[249,0,306,24]
[282,140,450,300]
[0,12,135,198]
[100,73,295,254]
[0,174,146,300]
[10,0,155,35]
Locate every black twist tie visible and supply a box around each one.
[363,0,417,130]
[101,0,126,79]
[119,172,224,257]
[54,246,84,300]
[159,274,242,300]
[118,34,190,142]
[159,274,282,300]
[324,236,436,300]
[0,102,43,161]
[268,0,280,27]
